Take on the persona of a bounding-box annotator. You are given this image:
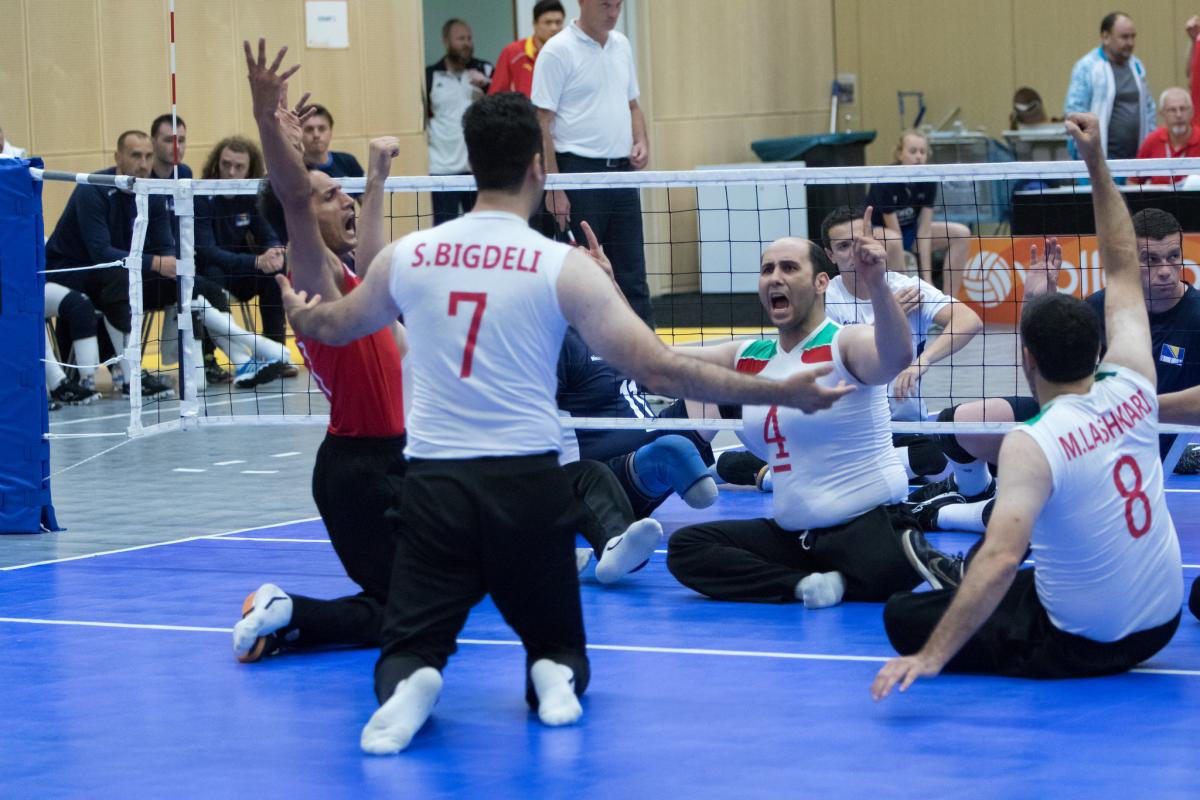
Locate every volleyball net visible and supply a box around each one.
[32,157,1200,453]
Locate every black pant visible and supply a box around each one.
[885,568,1181,677]
[556,152,653,326]
[279,432,407,650]
[375,454,590,710]
[667,506,922,603]
[221,268,286,344]
[564,459,637,555]
[430,183,477,227]
[49,268,228,334]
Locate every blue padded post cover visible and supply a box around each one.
[0,157,59,533]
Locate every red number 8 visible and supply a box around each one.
[1112,455,1152,539]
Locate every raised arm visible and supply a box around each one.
[1067,112,1156,382]
[557,250,854,412]
[243,39,340,302]
[838,207,914,385]
[356,136,400,276]
[1159,384,1200,424]
[871,431,1050,700]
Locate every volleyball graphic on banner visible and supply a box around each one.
[962,250,1014,308]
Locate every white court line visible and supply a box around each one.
[271,451,302,458]
[0,515,321,571]
[172,468,206,473]
[1167,489,1200,493]
[214,460,245,466]
[47,391,304,428]
[216,536,330,543]
[0,618,1195,676]
[240,470,278,474]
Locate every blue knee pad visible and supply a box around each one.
[632,435,708,497]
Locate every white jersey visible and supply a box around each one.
[1016,364,1182,642]
[823,272,951,421]
[388,211,573,459]
[736,321,908,530]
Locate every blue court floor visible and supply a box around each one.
[2,478,1199,798]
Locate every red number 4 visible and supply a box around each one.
[449,291,487,378]
[1113,455,1152,538]
[763,405,792,473]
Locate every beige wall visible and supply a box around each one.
[1,0,428,231]
[836,0,1198,165]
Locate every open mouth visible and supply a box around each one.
[770,292,790,311]
[345,215,356,234]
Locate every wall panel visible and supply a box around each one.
[0,0,31,150]
[174,0,239,151]
[27,0,105,154]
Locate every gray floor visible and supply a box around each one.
[4,327,1026,569]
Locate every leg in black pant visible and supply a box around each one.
[809,506,923,602]
[667,518,815,602]
[375,455,589,711]
[275,433,406,650]
[430,187,478,227]
[563,460,637,555]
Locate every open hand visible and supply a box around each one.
[275,273,322,334]
[781,364,855,413]
[891,363,926,400]
[1021,237,1062,300]
[870,653,944,701]
[244,39,301,123]
[893,285,921,315]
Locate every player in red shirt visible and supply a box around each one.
[489,1,565,98]
[231,97,410,661]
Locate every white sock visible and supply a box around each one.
[197,303,252,369]
[951,459,992,497]
[936,500,989,533]
[232,583,293,659]
[44,330,67,388]
[74,336,100,384]
[595,518,662,584]
[104,319,128,379]
[795,571,846,609]
[360,667,444,754]
[680,476,718,508]
[530,659,582,726]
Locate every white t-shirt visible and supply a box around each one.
[531,22,639,159]
[426,60,493,175]
[0,141,26,158]
[1016,364,1182,642]
[736,321,908,530]
[388,210,573,459]
[823,271,951,421]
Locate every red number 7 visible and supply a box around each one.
[448,291,488,378]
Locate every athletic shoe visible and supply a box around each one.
[716,450,768,486]
[755,465,773,492]
[233,583,292,663]
[1174,444,1200,476]
[280,363,299,379]
[234,359,288,389]
[48,398,62,412]
[122,370,175,400]
[900,528,965,590]
[204,354,233,385]
[911,493,966,532]
[595,518,662,584]
[50,377,101,406]
[906,474,996,505]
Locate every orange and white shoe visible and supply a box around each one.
[232,583,292,663]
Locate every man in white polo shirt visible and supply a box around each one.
[531,0,654,325]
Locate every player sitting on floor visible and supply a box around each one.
[666,213,964,608]
[872,112,1183,698]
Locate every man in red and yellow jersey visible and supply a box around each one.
[490,1,565,97]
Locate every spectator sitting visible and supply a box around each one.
[0,124,27,158]
[490,1,565,97]
[1131,87,1200,185]
[195,135,294,377]
[44,283,102,406]
[301,104,363,179]
[426,18,493,225]
[1064,11,1155,160]
[1010,86,1060,130]
[149,113,192,179]
[866,129,971,295]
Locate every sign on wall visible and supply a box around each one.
[958,236,1200,324]
[306,1,350,49]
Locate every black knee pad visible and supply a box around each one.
[903,436,948,476]
[58,290,98,338]
[936,405,977,464]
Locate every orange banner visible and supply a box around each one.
[956,236,1200,324]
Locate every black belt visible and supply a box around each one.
[558,152,631,170]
